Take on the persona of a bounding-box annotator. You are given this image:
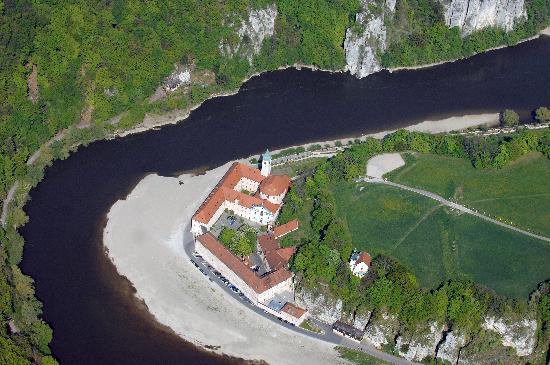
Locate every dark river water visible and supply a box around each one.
[20,37,550,365]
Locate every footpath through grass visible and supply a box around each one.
[386,152,550,237]
[332,182,550,298]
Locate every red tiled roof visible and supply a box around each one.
[193,163,283,224]
[273,219,299,239]
[258,234,296,270]
[281,302,307,319]
[357,252,372,266]
[276,247,296,262]
[260,175,291,196]
[197,233,292,293]
[259,234,279,253]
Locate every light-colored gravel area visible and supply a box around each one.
[103,162,346,365]
[368,113,499,139]
[366,153,405,178]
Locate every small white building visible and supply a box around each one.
[349,250,372,278]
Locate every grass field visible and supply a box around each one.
[335,346,391,365]
[386,152,550,237]
[332,182,550,298]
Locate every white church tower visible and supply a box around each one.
[261,149,272,177]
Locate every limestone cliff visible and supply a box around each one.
[295,287,342,323]
[482,315,537,356]
[435,330,468,364]
[220,5,277,64]
[344,0,396,78]
[395,322,444,361]
[363,310,400,348]
[439,0,526,36]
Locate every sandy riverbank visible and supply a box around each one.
[103,162,347,365]
[264,112,499,157]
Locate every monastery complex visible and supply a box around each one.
[191,150,308,326]
[191,150,290,236]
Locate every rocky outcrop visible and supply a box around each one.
[163,65,191,92]
[220,5,277,64]
[395,322,444,362]
[295,287,342,323]
[344,0,395,78]
[439,0,526,36]
[436,330,468,364]
[363,310,400,348]
[353,310,372,330]
[27,63,39,103]
[482,315,537,356]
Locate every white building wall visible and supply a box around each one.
[260,191,285,205]
[279,309,309,326]
[234,177,260,193]
[351,262,369,278]
[257,276,293,303]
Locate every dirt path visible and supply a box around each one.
[361,178,550,244]
[392,205,441,250]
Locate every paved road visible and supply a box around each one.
[182,234,417,365]
[360,177,550,243]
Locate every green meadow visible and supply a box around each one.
[386,152,550,237]
[332,182,550,298]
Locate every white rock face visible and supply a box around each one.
[395,322,444,362]
[363,311,399,348]
[440,0,526,36]
[221,5,277,63]
[344,0,395,78]
[436,331,467,364]
[353,311,372,330]
[162,64,192,92]
[295,288,342,323]
[482,315,537,356]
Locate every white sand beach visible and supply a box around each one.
[366,153,405,178]
[367,113,499,139]
[103,162,346,365]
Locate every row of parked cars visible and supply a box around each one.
[191,252,298,328]
[191,252,250,303]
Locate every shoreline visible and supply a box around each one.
[103,163,347,365]
[260,113,499,160]
[388,26,550,73]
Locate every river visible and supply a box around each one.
[20,36,550,365]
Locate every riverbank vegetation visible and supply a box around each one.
[278,126,550,363]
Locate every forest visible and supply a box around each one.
[1,0,550,362]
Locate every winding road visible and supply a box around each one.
[360,177,550,243]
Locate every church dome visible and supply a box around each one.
[259,175,290,196]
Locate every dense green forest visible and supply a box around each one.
[1,0,549,362]
[277,127,550,363]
